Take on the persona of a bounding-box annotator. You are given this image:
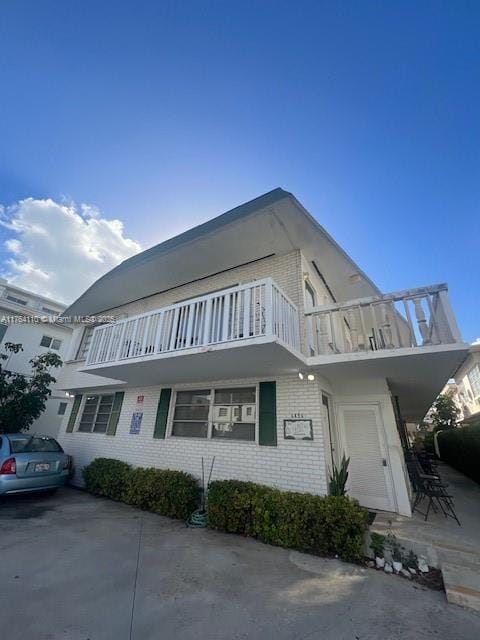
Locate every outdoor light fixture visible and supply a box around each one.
[298,372,315,381]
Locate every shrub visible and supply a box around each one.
[82,458,132,501]
[437,425,480,484]
[208,480,369,563]
[124,467,198,520]
[82,458,198,519]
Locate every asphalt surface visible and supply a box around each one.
[0,487,479,640]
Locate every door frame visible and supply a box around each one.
[334,400,397,513]
[320,390,336,475]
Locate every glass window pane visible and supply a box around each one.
[51,338,62,350]
[214,387,255,404]
[173,405,209,421]
[40,335,52,347]
[212,422,255,441]
[78,420,94,432]
[176,390,210,405]
[93,422,108,433]
[172,421,208,438]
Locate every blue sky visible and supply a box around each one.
[0,1,478,341]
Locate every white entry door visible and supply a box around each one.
[336,403,395,512]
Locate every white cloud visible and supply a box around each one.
[473,337,480,345]
[1,198,141,304]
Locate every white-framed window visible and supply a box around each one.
[6,294,28,306]
[171,386,257,441]
[467,365,480,400]
[40,335,62,350]
[77,394,115,433]
[76,326,94,360]
[304,279,317,308]
[42,306,59,315]
[58,402,67,415]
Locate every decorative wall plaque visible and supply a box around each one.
[283,419,313,440]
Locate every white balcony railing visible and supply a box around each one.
[85,278,300,366]
[305,284,462,357]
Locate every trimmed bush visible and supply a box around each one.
[82,457,132,501]
[82,458,198,520]
[124,467,198,520]
[208,480,369,563]
[438,425,480,484]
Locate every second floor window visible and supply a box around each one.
[467,365,480,400]
[40,335,62,350]
[77,326,94,360]
[6,295,28,306]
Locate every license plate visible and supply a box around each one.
[34,463,50,472]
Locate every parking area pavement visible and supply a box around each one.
[0,488,479,640]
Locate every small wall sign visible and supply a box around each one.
[130,411,143,434]
[284,419,313,440]
[136,395,144,406]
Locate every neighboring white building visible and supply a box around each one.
[0,279,73,437]
[57,188,468,516]
[454,345,480,424]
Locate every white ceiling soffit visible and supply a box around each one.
[63,188,381,317]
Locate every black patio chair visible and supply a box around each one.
[409,461,460,526]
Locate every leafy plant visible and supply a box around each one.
[369,532,385,558]
[437,424,480,485]
[0,342,63,433]
[328,454,350,497]
[82,458,198,519]
[405,549,418,569]
[124,467,198,520]
[82,458,132,501]
[384,523,404,563]
[431,393,460,431]
[208,479,369,563]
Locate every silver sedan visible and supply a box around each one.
[0,434,72,496]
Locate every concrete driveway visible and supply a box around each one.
[0,488,479,640]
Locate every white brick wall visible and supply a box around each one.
[59,373,328,496]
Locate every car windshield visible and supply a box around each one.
[10,437,63,453]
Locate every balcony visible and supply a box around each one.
[305,284,463,359]
[304,283,468,422]
[80,279,303,385]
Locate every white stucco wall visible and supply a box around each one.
[0,309,72,436]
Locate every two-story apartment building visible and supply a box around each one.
[57,189,468,516]
[0,279,72,436]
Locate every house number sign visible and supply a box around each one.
[283,419,313,440]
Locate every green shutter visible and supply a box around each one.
[66,394,82,433]
[106,391,124,436]
[154,388,172,439]
[259,381,277,446]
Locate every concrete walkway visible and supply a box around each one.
[372,463,480,610]
[0,487,479,640]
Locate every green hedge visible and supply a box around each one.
[82,458,198,520]
[123,467,198,520]
[208,480,369,563]
[82,458,132,501]
[438,425,480,484]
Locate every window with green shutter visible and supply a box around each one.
[259,381,277,446]
[154,388,172,438]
